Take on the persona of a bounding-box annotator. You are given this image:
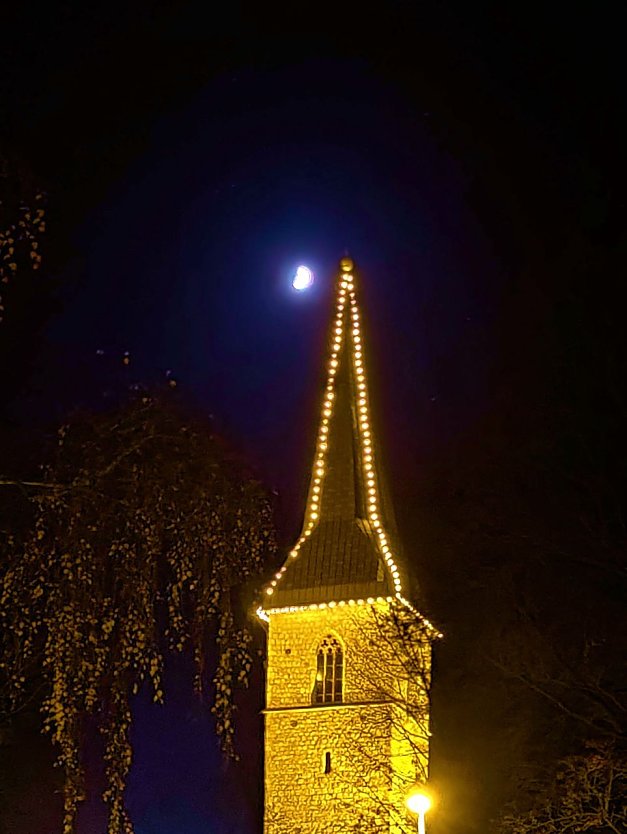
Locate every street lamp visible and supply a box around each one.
[405,788,432,834]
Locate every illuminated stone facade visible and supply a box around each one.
[260,259,437,834]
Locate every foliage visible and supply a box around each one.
[495,741,627,834]
[0,394,275,834]
[0,153,45,324]
[343,603,435,833]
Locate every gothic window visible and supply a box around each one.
[313,635,343,704]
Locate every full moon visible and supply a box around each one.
[292,265,314,291]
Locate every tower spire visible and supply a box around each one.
[261,258,439,834]
[260,257,411,613]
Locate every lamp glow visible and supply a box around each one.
[406,792,431,815]
[292,265,314,291]
[406,788,432,834]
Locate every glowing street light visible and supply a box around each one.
[292,264,314,291]
[406,788,432,834]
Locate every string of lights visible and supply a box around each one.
[258,259,441,638]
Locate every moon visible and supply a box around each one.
[292,265,314,291]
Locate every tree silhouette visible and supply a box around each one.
[0,392,276,833]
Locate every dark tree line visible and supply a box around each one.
[417,233,627,834]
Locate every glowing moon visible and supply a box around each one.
[292,265,314,291]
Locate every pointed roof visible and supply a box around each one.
[260,257,414,614]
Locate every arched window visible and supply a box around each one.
[313,636,343,704]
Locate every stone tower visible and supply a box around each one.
[258,258,440,834]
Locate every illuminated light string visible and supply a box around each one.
[259,263,441,639]
[255,598,441,637]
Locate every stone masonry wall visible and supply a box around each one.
[264,602,430,834]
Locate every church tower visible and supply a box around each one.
[259,258,440,834]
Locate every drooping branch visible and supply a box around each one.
[0,394,276,834]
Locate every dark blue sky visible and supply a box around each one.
[43,58,499,537]
[2,4,623,833]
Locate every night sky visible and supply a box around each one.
[1,3,625,833]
